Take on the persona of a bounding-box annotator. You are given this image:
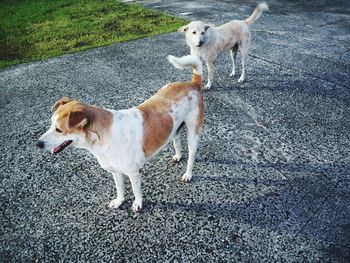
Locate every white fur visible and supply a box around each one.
[86,109,146,211]
[38,55,204,212]
[167,55,203,77]
[89,109,145,173]
[179,2,268,89]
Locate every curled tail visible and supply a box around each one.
[244,2,269,26]
[167,55,202,86]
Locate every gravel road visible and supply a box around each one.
[1,0,349,261]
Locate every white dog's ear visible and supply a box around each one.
[178,25,189,32]
[68,111,88,129]
[51,97,73,112]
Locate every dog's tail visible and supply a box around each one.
[167,55,203,86]
[244,2,269,26]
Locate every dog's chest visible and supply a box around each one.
[96,155,116,173]
[91,109,146,174]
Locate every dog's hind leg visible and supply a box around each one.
[181,119,200,182]
[172,122,185,162]
[230,44,239,77]
[108,171,125,209]
[172,133,183,163]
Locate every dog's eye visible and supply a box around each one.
[192,31,196,35]
[201,32,204,35]
[56,128,63,133]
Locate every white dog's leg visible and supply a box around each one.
[230,45,238,77]
[108,172,125,209]
[128,171,143,212]
[204,62,214,89]
[238,45,249,83]
[172,133,182,162]
[181,124,199,182]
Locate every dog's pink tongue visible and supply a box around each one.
[52,145,61,154]
[51,140,72,154]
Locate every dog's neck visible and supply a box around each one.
[82,105,113,146]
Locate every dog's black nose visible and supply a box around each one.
[197,40,204,47]
[37,140,45,149]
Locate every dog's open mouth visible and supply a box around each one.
[52,140,73,154]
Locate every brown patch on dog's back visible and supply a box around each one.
[138,105,173,157]
[138,81,201,157]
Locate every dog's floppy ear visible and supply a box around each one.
[178,25,189,32]
[52,97,73,112]
[68,110,88,129]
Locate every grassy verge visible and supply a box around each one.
[0,0,187,68]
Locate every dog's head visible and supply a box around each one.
[37,97,91,154]
[178,21,212,48]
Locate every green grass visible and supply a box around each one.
[0,0,187,68]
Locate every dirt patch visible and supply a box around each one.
[100,7,112,15]
[104,21,122,32]
[130,24,152,34]
[0,38,26,61]
[139,12,161,19]
[73,41,90,48]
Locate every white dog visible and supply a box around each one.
[37,55,204,212]
[179,2,269,89]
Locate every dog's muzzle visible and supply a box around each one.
[197,40,204,47]
[37,139,73,154]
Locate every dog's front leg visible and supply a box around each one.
[204,62,214,90]
[128,171,143,212]
[108,171,125,209]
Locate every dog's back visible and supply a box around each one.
[137,55,204,158]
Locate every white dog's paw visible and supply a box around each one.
[238,77,245,83]
[230,72,235,77]
[181,172,192,182]
[132,200,142,212]
[108,198,124,209]
[203,84,211,90]
[172,154,182,163]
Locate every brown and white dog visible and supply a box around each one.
[178,2,269,89]
[37,55,204,212]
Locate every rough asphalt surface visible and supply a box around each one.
[1,0,350,262]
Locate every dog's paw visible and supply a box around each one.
[238,77,245,83]
[108,198,124,209]
[132,200,142,213]
[172,154,182,163]
[203,84,211,90]
[230,72,235,77]
[181,172,192,182]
